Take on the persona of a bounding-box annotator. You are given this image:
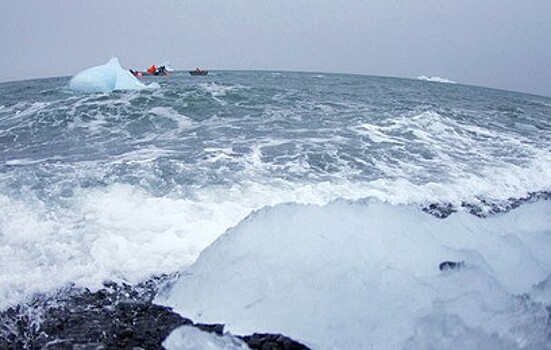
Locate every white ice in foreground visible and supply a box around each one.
[163,325,250,350]
[158,199,551,350]
[417,75,456,84]
[69,58,151,93]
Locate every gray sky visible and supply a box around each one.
[1,0,550,97]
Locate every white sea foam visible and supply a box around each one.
[352,123,404,144]
[14,102,52,117]
[203,147,236,163]
[198,82,238,96]
[0,102,52,136]
[149,106,193,130]
[5,156,65,166]
[347,110,551,192]
[197,82,247,105]
[158,199,551,349]
[1,142,550,310]
[0,182,320,308]
[109,146,175,164]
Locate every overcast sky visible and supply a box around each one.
[1,0,550,97]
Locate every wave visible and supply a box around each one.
[157,198,551,349]
[1,170,548,311]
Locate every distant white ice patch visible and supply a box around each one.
[417,75,456,84]
[69,57,154,93]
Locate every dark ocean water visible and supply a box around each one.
[1,71,550,348]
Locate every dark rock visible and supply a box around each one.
[423,202,456,218]
[0,275,310,349]
[240,333,309,350]
[0,275,188,349]
[195,322,225,335]
[423,191,551,219]
[439,261,465,271]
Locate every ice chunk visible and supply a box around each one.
[69,57,148,93]
[404,313,521,350]
[157,199,551,349]
[417,75,456,84]
[163,325,250,350]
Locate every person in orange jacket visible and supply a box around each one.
[146,65,156,74]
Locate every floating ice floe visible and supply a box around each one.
[417,75,456,84]
[69,57,158,93]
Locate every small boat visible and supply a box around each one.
[189,68,208,76]
[131,71,170,77]
[130,65,170,77]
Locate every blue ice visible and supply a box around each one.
[69,57,147,93]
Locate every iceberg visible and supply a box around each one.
[69,57,149,93]
[417,75,456,84]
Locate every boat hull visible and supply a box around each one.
[189,71,208,76]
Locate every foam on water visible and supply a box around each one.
[347,110,551,187]
[158,199,551,349]
[197,82,248,106]
[0,180,340,308]
[198,82,244,97]
[0,150,550,309]
[149,106,193,130]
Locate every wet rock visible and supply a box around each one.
[422,202,455,218]
[195,322,225,335]
[0,275,310,349]
[439,261,465,271]
[240,333,309,350]
[423,191,550,219]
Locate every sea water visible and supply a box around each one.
[0,70,550,348]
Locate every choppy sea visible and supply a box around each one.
[1,71,550,348]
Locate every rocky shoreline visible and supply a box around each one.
[422,191,550,218]
[0,276,309,349]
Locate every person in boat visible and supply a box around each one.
[195,67,201,73]
[146,65,156,75]
[157,66,167,75]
